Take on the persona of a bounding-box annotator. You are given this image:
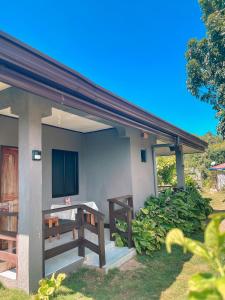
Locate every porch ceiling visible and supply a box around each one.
[0,82,10,91]
[0,107,112,133]
[155,139,202,156]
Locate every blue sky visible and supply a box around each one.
[0,0,217,136]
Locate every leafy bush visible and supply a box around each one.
[166,213,225,300]
[34,273,66,300]
[113,219,127,247]
[132,186,213,255]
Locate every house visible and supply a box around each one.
[209,163,225,191]
[0,31,207,293]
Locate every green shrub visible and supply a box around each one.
[112,219,128,247]
[131,186,213,255]
[34,273,66,300]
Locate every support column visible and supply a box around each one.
[152,147,158,196]
[175,145,185,189]
[11,92,51,293]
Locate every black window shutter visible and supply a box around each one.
[52,149,65,197]
[52,149,79,198]
[65,151,78,196]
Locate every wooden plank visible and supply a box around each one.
[109,201,115,241]
[44,220,78,238]
[0,212,18,217]
[42,204,104,219]
[84,223,98,234]
[78,208,85,257]
[80,205,105,219]
[97,217,106,267]
[45,239,81,259]
[107,195,132,202]
[0,251,17,265]
[107,198,132,210]
[42,204,80,215]
[127,209,133,248]
[0,231,17,241]
[82,239,99,254]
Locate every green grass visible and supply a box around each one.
[0,190,223,300]
[0,233,208,300]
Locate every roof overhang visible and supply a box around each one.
[0,31,207,152]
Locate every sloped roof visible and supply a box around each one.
[0,31,207,152]
[210,163,225,171]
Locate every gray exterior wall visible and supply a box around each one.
[42,125,86,209]
[84,129,133,221]
[0,116,86,209]
[0,115,157,220]
[128,128,157,212]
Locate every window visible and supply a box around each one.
[141,149,147,163]
[52,149,79,198]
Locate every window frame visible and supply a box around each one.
[52,149,79,198]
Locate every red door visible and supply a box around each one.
[0,146,18,234]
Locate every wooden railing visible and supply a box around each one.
[42,204,106,276]
[0,211,18,276]
[108,195,133,248]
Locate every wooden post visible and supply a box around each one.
[109,201,115,241]
[127,196,134,218]
[78,208,85,257]
[127,209,132,248]
[97,216,106,267]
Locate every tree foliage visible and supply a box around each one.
[185,132,225,187]
[157,156,177,186]
[186,0,225,137]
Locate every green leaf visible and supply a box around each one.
[184,238,210,260]
[165,228,185,253]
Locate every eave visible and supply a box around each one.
[0,31,207,152]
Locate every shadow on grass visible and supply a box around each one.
[56,233,203,300]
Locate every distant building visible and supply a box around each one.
[209,163,225,191]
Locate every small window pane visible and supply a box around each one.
[141,149,147,163]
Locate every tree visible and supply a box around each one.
[157,156,177,186]
[185,132,225,187]
[186,0,225,137]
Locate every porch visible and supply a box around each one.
[0,196,136,289]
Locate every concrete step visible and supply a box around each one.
[84,241,136,273]
[45,249,84,277]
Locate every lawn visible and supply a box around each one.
[0,190,223,300]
